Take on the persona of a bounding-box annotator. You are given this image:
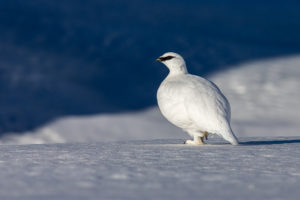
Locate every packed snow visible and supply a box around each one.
[0,137,299,200]
[1,55,300,144]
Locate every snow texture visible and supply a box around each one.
[0,137,299,200]
[1,55,300,144]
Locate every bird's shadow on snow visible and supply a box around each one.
[134,138,300,146]
[240,139,300,146]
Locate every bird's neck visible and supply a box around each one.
[168,64,188,76]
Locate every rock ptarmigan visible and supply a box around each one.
[156,52,239,145]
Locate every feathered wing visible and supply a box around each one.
[183,75,239,145]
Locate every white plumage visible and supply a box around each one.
[156,52,239,145]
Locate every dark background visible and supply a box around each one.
[1,0,300,135]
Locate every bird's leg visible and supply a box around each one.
[202,131,209,140]
[195,136,205,145]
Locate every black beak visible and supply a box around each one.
[156,57,163,62]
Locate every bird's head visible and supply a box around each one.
[156,52,188,75]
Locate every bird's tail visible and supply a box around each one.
[223,127,239,145]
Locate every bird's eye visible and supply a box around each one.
[159,56,175,61]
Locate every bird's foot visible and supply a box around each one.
[184,137,206,145]
[184,140,194,145]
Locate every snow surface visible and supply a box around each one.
[0,137,299,200]
[1,55,300,144]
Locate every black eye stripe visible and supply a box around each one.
[159,55,175,61]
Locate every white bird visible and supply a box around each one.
[156,52,239,145]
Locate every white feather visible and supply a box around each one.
[157,52,238,145]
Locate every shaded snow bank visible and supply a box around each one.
[212,55,300,137]
[2,55,300,144]
[1,108,184,144]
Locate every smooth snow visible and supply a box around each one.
[0,137,299,200]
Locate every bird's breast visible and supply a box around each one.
[157,82,193,129]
